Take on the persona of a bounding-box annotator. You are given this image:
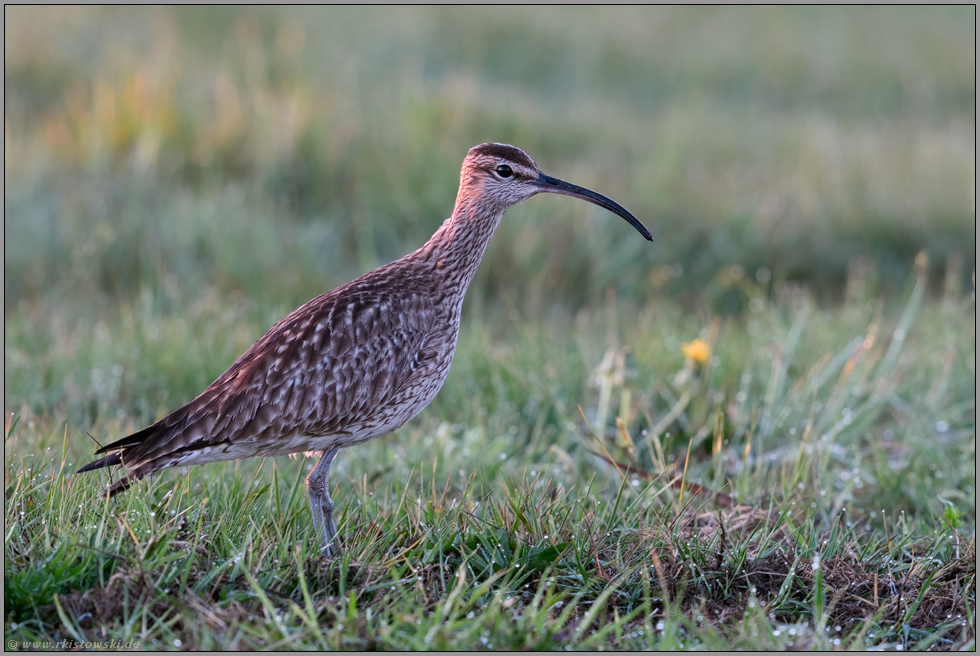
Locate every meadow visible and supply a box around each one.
[4,6,975,650]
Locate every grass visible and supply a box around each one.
[4,5,976,652]
[5,272,976,650]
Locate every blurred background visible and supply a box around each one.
[4,6,975,423]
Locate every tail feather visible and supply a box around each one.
[80,404,207,497]
[76,453,122,473]
[94,422,161,455]
[78,422,163,497]
[77,455,146,499]
[105,472,141,498]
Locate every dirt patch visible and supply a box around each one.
[47,568,256,645]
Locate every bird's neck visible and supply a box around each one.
[414,191,505,302]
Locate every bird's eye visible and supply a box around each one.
[495,164,513,178]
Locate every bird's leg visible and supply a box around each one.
[307,447,341,557]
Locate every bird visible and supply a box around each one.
[78,143,653,556]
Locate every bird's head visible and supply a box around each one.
[459,143,653,241]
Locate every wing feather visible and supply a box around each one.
[81,273,438,486]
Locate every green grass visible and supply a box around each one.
[5,278,976,650]
[4,5,976,651]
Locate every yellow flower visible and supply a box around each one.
[681,338,710,364]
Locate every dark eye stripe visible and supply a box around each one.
[495,164,513,178]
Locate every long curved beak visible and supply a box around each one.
[533,172,654,241]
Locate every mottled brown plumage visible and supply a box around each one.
[78,143,653,555]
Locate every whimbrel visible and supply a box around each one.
[78,143,653,556]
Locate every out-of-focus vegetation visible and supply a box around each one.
[4,7,975,651]
[5,6,975,315]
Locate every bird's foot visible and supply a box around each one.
[320,539,342,558]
